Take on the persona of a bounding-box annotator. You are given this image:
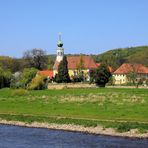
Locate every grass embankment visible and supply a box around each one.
[0,88,148,133]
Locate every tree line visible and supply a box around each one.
[0,48,112,89]
[0,49,51,89]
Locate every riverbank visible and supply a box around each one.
[0,119,148,138]
[0,88,148,138]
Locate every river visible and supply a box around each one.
[0,124,147,148]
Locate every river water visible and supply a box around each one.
[0,124,147,148]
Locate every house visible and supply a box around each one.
[113,63,148,84]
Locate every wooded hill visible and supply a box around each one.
[92,46,148,70]
[0,46,148,72]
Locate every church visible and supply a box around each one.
[53,35,98,81]
[38,34,109,81]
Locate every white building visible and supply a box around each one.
[113,63,148,84]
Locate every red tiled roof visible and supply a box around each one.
[53,56,98,70]
[67,56,98,69]
[38,70,53,78]
[114,63,148,74]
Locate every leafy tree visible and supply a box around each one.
[47,57,55,70]
[0,57,27,73]
[0,56,14,72]
[76,55,85,81]
[56,56,70,83]
[126,64,145,88]
[108,76,115,86]
[94,63,111,87]
[23,49,48,70]
[11,58,24,72]
[126,71,137,85]
[0,67,12,89]
[89,69,96,84]
[21,68,38,88]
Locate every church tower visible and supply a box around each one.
[56,33,64,62]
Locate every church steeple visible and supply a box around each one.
[56,32,64,62]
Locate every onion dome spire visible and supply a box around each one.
[57,32,63,47]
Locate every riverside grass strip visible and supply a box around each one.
[0,114,148,133]
[0,88,147,133]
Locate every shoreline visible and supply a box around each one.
[0,120,148,139]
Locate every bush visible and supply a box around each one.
[11,89,29,96]
[71,76,83,82]
[116,123,131,133]
[21,68,38,88]
[0,67,12,89]
[27,75,46,90]
[10,72,22,89]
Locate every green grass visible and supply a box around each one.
[0,88,148,132]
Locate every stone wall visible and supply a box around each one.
[48,83,96,89]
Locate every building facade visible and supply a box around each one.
[53,35,98,80]
[113,63,148,84]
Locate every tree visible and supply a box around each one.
[47,57,55,70]
[0,56,14,72]
[11,58,24,73]
[126,64,144,88]
[0,67,12,89]
[21,68,38,88]
[108,76,115,86]
[89,69,96,84]
[76,55,85,81]
[94,63,111,87]
[23,49,48,70]
[126,71,137,85]
[56,56,70,83]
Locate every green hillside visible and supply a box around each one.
[0,46,148,72]
[92,46,148,70]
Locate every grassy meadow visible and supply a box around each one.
[0,88,148,132]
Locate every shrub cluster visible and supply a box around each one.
[10,68,47,90]
[27,75,47,90]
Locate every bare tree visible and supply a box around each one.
[23,49,48,70]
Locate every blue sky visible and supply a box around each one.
[0,0,148,57]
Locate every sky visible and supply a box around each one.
[0,0,148,58]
